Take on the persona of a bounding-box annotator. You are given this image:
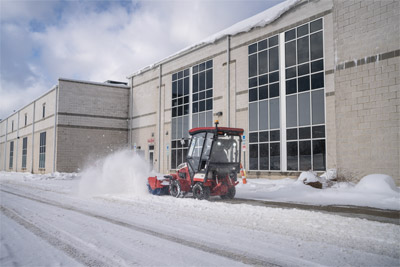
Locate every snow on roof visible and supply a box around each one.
[127,0,302,78]
[59,78,129,88]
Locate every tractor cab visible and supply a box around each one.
[186,122,243,184]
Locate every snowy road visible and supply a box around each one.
[1,176,400,266]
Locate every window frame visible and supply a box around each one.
[9,141,14,169]
[39,131,46,169]
[247,17,326,172]
[284,18,326,171]
[22,137,28,169]
[248,34,281,171]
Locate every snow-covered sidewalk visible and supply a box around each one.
[236,175,400,211]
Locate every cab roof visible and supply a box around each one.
[189,127,244,136]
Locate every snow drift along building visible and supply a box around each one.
[0,0,399,184]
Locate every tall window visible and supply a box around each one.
[170,59,214,169]
[22,137,27,169]
[39,132,46,169]
[285,18,326,171]
[9,141,14,169]
[24,114,27,126]
[42,104,46,118]
[192,60,213,128]
[11,120,14,132]
[171,69,190,169]
[248,35,281,171]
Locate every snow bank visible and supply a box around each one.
[355,174,399,194]
[237,173,400,210]
[23,172,78,181]
[79,149,149,196]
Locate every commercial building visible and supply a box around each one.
[1,0,399,184]
[0,78,129,173]
[127,0,399,183]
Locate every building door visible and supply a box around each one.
[149,145,154,170]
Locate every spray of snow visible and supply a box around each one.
[79,149,150,196]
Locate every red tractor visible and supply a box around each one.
[148,121,244,200]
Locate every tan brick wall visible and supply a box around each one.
[333,0,399,63]
[56,126,128,172]
[333,0,400,183]
[56,79,130,173]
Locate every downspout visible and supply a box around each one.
[129,77,133,149]
[226,35,231,127]
[53,85,58,173]
[31,101,36,173]
[158,64,162,172]
[4,118,8,170]
[16,111,20,171]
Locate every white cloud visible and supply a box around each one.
[0,0,283,119]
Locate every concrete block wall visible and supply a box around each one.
[333,0,400,183]
[56,79,130,172]
[56,127,128,172]
[333,0,399,63]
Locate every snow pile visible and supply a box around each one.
[320,169,337,181]
[24,172,78,181]
[297,171,320,183]
[355,174,399,195]
[79,149,149,196]
[237,173,400,210]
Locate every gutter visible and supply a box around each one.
[158,64,162,172]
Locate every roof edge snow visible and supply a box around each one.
[127,0,302,79]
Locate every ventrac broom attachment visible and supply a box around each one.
[147,176,170,195]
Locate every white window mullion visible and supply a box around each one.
[189,67,193,129]
[279,32,287,172]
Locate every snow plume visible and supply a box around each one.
[79,149,149,196]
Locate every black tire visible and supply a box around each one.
[192,183,210,200]
[220,186,236,199]
[169,180,184,198]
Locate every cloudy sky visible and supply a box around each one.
[0,0,284,119]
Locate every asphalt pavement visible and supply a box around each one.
[212,198,400,225]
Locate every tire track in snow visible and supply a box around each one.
[0,206,111,267]
[1,188,280,267]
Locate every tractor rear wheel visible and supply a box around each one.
[192,183,210,200]
[169,180,184,198]
[220,186,236,199]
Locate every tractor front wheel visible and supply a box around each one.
[220,186,236,199]
[192,183,210,200]
[169,180,184,198]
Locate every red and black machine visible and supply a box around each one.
[148,121,244,200]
